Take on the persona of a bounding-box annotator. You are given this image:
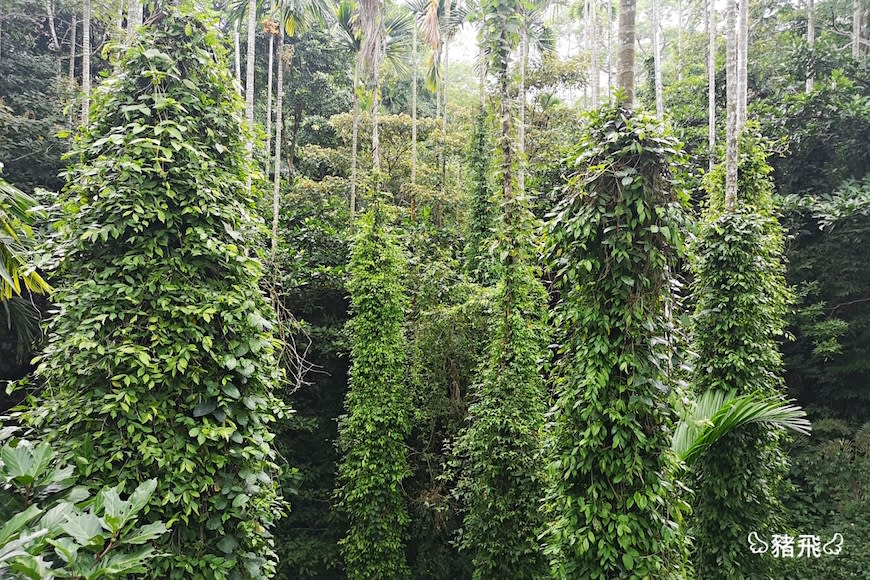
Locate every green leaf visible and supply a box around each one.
[0,504,42,545]
[216,535,238,554]
[123,521,167,545]
[193,400,217,418]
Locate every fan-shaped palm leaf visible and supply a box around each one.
[672,390,812,466]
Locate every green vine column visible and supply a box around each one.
[689,132,791,579]
[452,155,550,580]
[544,103,691,578]
[463,109,495,284]
[336,210,412,579]
[22,8,286,578]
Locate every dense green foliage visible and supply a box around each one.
[336,209,411,579]
[0,431,167,578]
[463,110,495,283]
[17,11,286,578]
[544,104,690,578]
[1,0,869,575]
[452,165,549,580]
[688,137,791,579]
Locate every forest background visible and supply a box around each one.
[0,0,868,577]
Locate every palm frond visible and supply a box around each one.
[334,0,361,53]
[0,174,52,301]
[384,7,413,75]
[672,390,812,465]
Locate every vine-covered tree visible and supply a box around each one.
[689,132,791,579]
[452,1,550,569]
[21,9,286,577]
[544,103,691,578]
[336,209,412,579]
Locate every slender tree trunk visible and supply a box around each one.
[272,33,284,261]
[266,32,274,169]
[435,43,441,119]
[725,0,738,210]
[677,0,683,81]
[617,0,637,107]
[591,0,600,107]
[607,0,613,98]
[113,0,124,43]
[127,0,142,42]
[518,29,527,194]
[441,0,450,204]
[245,0,256,191]
[853,0,861,59]
[372,60,381,173]
[351,60,360,219]
[806,0,814,93]
[443,0,451,132]
[81,0,90,124]
[411,23,418,187]
[737,0,748,131]
[46,1,61,54]
[68,12,76,124]
[652,0,663,119]
[234,23,242,95]
[708,0,716,172]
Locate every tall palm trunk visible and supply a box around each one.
[853,0,861,59]
[590,0,599,107]
[617,0,637,107]
[443,0,451,131]
[607,0,613,98]
[737,0,747,131]
[677,0,683,81]
[266,31,274,170]
[272,33,284,261]
[725,0,738,210]
[68,13,76,124]
[708,0,716,172]
[111,0,123,72]
[372,59,381,173]
[81,0,90,124]
[499,35,512,206]
[245,0,256,191]
[127,0,142,42]
[652,0,663,119]
[351,59,360,219]
[806,0,814,93]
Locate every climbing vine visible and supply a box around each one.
[543,103,691,578]
[689,131,791,579]
[453,182,549,579]
[20,9,286,577]
[336,209,411,579]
